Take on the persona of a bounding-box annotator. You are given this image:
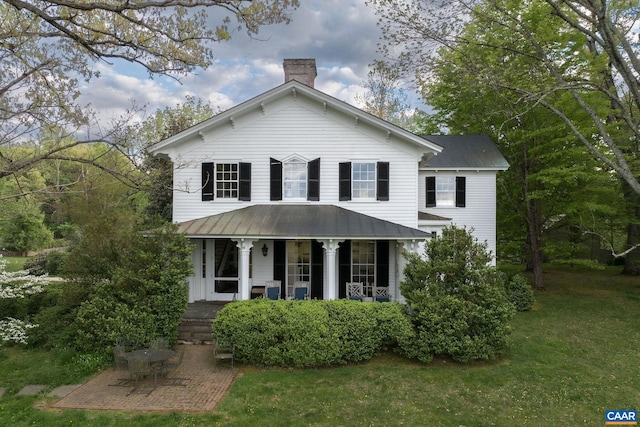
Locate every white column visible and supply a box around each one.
[319,239,342,300]
[233,238,254,301]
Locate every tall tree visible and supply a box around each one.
[368,0,639,193]
[369,0,640,275]
[133,96,220,223]
[0,0,299,187]
[355,60,415,128]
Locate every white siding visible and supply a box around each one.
[171,96,423,228]
[418,170,498,261]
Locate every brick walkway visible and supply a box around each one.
[51,344,237,412]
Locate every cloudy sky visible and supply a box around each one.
[79,0,416,126]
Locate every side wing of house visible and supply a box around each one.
[418,135,509,263]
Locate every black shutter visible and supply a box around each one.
[339,162,351,201]
[270,158,282,201]
[311,240,324,299]
[307,158,320,201]
[273,240,286,295]
[338,240,351,299]
[202,162,214,201]
[456,176,466,207]
[376,241,389,287]
[426,176,436,207]
[238,162,251,201]
[376,161,389,201]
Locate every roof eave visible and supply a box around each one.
[149,81,443,155]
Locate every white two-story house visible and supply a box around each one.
[148,59,508,303]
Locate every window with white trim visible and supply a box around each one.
[352,162,376,199]
[436,176,456,206]
[283,158,307,199]
[215,163,238,198]
[426,176,466,208]
[352,240,376,297]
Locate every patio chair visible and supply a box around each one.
[293,281,310,300]
[346,282,364,301]
[149,337,169,349]
[264,280,281,300]
[113,345,129,371]
[126,358,157,396]
[110,345,134,387]
[157,345,186,377]
[213,339,235,369]
[374,286,391,303]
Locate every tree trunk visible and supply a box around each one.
[525,198,545,290]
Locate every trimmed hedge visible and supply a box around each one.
[212,299,413,368]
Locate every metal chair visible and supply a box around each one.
[213,339,235,369]
[126,358,157,396]
[346,282,364,301]
[149,337,169,349]
[157,345,186,377]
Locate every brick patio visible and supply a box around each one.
[51,344,237,412]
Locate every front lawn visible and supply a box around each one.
[0,264,638,426]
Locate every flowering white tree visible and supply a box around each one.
[0,256,47,346]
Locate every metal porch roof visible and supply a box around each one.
[175,204,430,240]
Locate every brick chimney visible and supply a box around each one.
[283,59,317,88]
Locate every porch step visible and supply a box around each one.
[178,318,214,344]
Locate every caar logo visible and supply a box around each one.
[605,410,637,425]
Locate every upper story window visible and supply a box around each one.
[270,156,320,201]
[283,157,307,199]
[352,162,376,199]
[216,163,238,198]
[201,162,251,201]
[339,161,389,201]
[426,176,466,208]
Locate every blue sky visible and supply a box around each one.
[78,0,418,127]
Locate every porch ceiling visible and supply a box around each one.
[175,204,429,240]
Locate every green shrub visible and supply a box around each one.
[212,299,413,368]
[505,273,535,311]
[69,227,191,352]
[399,225,516,363]
[24,254,48,276]
[45,251,67,276]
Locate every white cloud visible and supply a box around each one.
[75,0,425,133]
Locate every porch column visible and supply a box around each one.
[319,239,342,300]
[234,238,254,301]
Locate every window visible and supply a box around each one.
[426,176,466,208]
[201,162,251,201]
[437,176,455,206]
[352,240,376,297]
[270,157,320,201]
[339,161,389,201]
[287,240,311,297]
[283,158,307,199]
[352,163,376,199]
[216,163,238,198]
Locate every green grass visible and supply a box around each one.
[1,257,29,272]
[1,264,638,426]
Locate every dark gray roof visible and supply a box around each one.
[419,135,509,169]
[418,211,451,221]
[175,204,429,239]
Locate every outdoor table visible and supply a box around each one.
[124,348,174,364]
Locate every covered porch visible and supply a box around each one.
[175,204,429,302]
